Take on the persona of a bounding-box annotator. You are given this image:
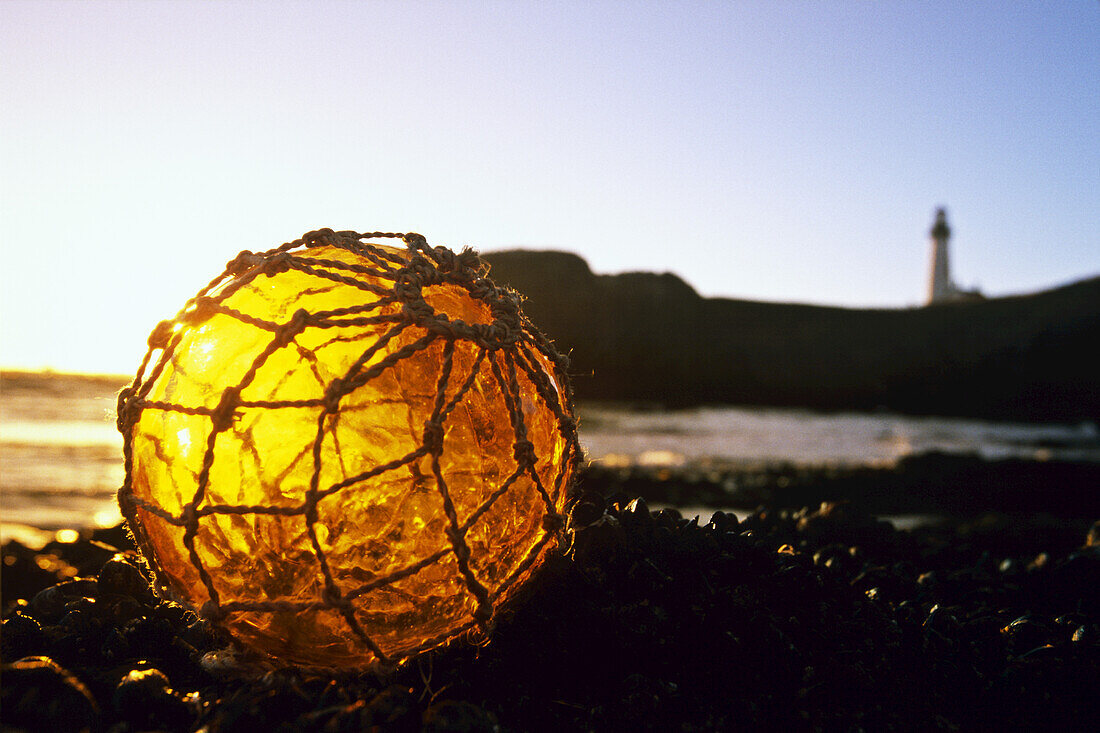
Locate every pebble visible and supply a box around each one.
[0,656,99,733]
[362,685,417,728]
[422,699,499,732]
[1071,625,1096,645]
[97,553,157,604]
[28,584,69,623]
[113,667,194,730]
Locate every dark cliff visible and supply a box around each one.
[483,250,1100,421]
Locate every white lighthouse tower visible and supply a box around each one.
[925,208,981,305]
[927,207,954,303]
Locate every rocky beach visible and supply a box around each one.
[2,258,1097,731]
[4,463,1099,732]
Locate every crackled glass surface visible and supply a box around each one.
[122,241,574,667]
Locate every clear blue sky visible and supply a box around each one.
[2,1,1098,374]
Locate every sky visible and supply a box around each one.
[2,1,1098,375]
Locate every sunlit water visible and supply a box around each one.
[1,373,126,543]
[3,372,1098,543]
[578,403,1100,468]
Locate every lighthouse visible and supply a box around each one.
[926,208,981,305]
[927,208,953,303]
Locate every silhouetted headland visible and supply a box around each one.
[484,251,1100,422]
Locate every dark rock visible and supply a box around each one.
[102,593,145,625]
[0,656,99,733]
[1071,624,1097,645]
[618,497,653,530]
[567,499,605,529]
[706,510,738,532]
[59,598,97,633]
[652,507,682,529]
[1086,520,1100,547]
[28,584,69,623]
[422,699,499,732]
[113,667,194,731]
[1000,616,1053,656]
[97,554,157,604]
[364,685,417,728]
[100,627,131,664]
[0,613,47,662]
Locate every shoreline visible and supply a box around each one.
[583,451,1100,519]
[5,450,1098,543]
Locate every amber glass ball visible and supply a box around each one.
[117,231,578,668]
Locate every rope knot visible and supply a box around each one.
[541,512,565,532]
[200,600,225,622]
[402,299,435,322]
[115,388,137,430]
[147,320,175,349]
[180,503,199,528]
[261,252,293,277]
[303,501,319,526]
[432,245,457,273]
[273,309,310,348]
[491,293,520,320]
[474,321,511,348]
[303,228,336,248]
[181,297,218,327]
[408,255,443,286]
[501,323,523,346]
[457,248,481,272]
[211,387,242,433]
[403,232,428,251]
[321,585,345,608]
[445,525,466,546]
[472,600,493,625]
[422,421,445,455]
[225,250,264,276]
[322,378,345,412]
[469,323,490,347]
[393,265,425,302]
[467,281,492,302]
[513,439,537,467]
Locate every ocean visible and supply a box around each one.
[3,370,1098,543]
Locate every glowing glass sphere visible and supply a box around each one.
[117,230,579,668]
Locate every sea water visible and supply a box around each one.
[579,402,1100,468]
[2,371,1098,542]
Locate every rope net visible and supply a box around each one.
[116,229,581,669]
